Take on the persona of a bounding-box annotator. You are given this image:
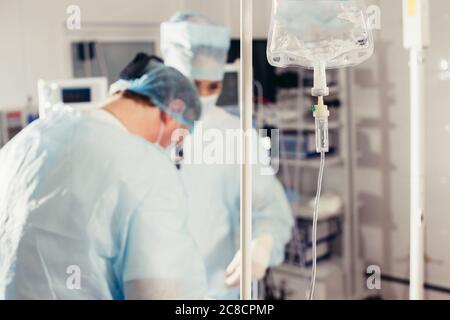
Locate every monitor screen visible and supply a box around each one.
[62,88,92,104]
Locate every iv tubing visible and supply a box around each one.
[308,151,326,300]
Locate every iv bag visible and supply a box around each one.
[267,0,374,69]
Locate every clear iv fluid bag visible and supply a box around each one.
[267,0,374,69]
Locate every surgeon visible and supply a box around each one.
[0,55,207,300]
[160,12,294,299]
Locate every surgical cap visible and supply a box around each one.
[110,56,201,132]
[160,11,231,81]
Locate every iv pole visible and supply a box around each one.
[402,0,429,300]
[240,0,253,300]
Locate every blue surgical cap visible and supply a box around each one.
[160,11,231,81]
[110,61,201,132]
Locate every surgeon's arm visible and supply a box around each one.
[225,132,294,287]
[225,175,293,287]
[121,186,207,300]
[251,169,294,267]
[249,130,294,267]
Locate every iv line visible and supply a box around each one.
[308,90,329,300]
[308,150,325,300]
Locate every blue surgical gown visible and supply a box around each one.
[0,108,207,300]
[180,107,294,299]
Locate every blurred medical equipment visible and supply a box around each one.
[264,258,346,300]
[297,193,343,220]
[285,217,341,268]
[0,111,28,146]
[265,189,344,300]
[267,0,374,300]
[71,41,156,84]
[38,77,107,119]
[110,54,202,132]
[0,97,39,147]
[402,0,430,300]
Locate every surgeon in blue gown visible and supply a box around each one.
[161,13,294,299]
[0,57,207,300]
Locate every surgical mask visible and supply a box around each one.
[200,94,219,119]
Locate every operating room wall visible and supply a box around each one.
[0,0,242,110]
[350,0,450,299]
